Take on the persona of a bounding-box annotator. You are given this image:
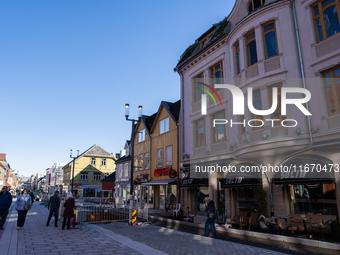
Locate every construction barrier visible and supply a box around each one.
[77,204,130,227]
[131,209,137,226]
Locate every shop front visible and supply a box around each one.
[134,174,154,208]
[222,165,262,217]
[181,178,209,212]
[142,179,178,210]
[274,155,337,216]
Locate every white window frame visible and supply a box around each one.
[124,163,129,177]
[159,117,169,135]
[138,129,145,143]
[166,146,172,166]
[91,158,96,165]
[80,172,88,180]
[93,173,101,181]
[101,158,106,166]
[157,148,163,168]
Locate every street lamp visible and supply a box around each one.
[70,149,79,195]
[125,104,142,204]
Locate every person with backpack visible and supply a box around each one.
[203,197,217,238]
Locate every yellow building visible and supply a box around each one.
[133,100,180,210]
[63,144,116,197]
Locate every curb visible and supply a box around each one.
[149,215,340,251]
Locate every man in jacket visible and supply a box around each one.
[0,186,12,230]
[204,197,217,238]
[46,191,60,227]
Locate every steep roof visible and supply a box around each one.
[115,154,131,163]
[150,100,181,133]
[101,171,116,182]
[63,144,115,168]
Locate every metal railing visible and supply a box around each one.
[78,204,130,226]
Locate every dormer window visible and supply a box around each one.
[200,32,214,49]
[248,0,265,14]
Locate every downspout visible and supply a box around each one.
[177,122,181,205]
[148,133,152,182]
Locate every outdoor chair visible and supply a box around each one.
[311,216,333,240]
[259,216,268,233]
[231,211,247,229]
[247,212,259,230]
[275,217,295,235]
[172,203,181,217]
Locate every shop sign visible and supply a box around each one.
[225,177,243,184]
[154,168,177,178]
[182,178,193,185]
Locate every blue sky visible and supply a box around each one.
[0,0,234,176]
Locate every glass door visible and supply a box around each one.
[159,185,165,209]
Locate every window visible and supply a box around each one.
[252,89,264,130]
[101,158,106,166]
[144,152,150,169]
[166,146,172,166]
[139,154,144,170]
[312,0,340,43]
[134,156,139,171]
[268,84,285,124]
[138,129,145,143]
[200,32,214,49]
[157,148,163,168]
[248,0,265,13]
[93,173,101,181]
[124,163,129,177]
[118,165,123,178]
[159,117,169,134]
[245,31,258,67]
[194,73,204,102]
[235,42,241,74]
[91,158,96,165]
[262,21,279,59]
[212,111,226,143]
[195,118,206,147]
[211,61,224,89]
[322,66,340,115]
[80,172,88,180]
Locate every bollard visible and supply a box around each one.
[131,209,137,226]
[73,206,77,228]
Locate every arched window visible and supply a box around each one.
[312,0,340,43]
[248,0,265,14]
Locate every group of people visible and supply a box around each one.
[0,187,75,231]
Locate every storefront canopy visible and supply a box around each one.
[221,164,262,188]
[181,178,208,187]
[141,179,177,185]
[273,155,335,184]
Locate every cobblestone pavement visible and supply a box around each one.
[0,202,164,255]
[99,222,288,255]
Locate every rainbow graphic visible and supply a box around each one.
[198,82,223,106]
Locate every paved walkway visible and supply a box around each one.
[0,201,288,255]
[0,202,164,255]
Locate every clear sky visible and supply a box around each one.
[0,0,234,176]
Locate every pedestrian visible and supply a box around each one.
[0,186,13,230]
[46,191,60,227]
[29,190,35,205]
[204,197,217,238]
[62,194,75,230]
[15,188,32,230]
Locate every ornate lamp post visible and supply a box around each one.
[70,149,79,195]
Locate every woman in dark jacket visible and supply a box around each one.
[62,194,75,230]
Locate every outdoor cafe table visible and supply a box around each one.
[278,216,293,222]
[295,217,312,237]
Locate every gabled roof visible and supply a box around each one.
[150,100,181,133]
[101,172,116,182]
[63,144,115,168]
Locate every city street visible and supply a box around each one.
[0,202,289,255]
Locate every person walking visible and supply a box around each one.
[29,190,35,205]
[0,186,12,230]
[46,191,60,227]
[62,194,75,230]
[204,197,217,238]
[15,188,32,230]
